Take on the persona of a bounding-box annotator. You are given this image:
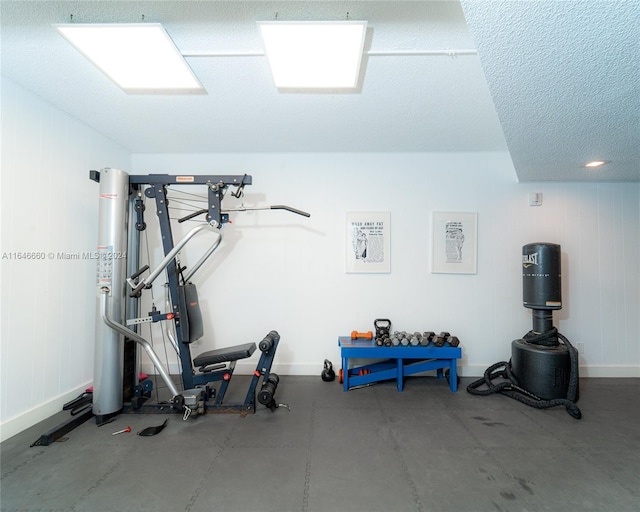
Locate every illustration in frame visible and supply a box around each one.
[346,212,391,273]
[431,212,477,274]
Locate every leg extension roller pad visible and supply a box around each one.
[259,374,280,410]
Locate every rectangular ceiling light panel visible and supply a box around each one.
[258,21,367,89]
[55,23,204,94]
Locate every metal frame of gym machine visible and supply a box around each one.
[29,168,308,445]
[90,168,306,424]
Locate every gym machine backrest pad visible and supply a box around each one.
[178,283,203,343]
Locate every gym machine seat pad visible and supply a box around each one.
[193,342,257,367]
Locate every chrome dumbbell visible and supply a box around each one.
[409,332,421,346]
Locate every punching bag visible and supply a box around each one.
[511,243,572,400]
[467,243,580,418]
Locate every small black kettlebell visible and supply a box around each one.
[321,359,336,382]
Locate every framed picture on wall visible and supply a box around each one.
[346,212,391,273]
[431,212,477,274]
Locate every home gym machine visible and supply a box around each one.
[467,243,581,419]
[90,168,309,424]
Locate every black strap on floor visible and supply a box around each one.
[467,330,581,419]
[137,419,168,436]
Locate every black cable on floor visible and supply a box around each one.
[466,330,581,419]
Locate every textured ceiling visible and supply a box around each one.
[461,0,640,182]
[1,1,638,182]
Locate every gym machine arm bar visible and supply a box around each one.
[100,288,180,398]
[129,223,221,296]
[183,229,223,283]
[178,204,310,224]
[222,204,311,217]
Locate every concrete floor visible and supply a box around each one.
[1,376,639,512]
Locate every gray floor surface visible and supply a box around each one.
[1,375,639,512]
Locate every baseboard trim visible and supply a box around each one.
[0,381,93,443]
[574,365,640,378]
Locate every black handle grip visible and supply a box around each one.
[130,265,150,280]
[178,208,208,223]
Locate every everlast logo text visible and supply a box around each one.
[522,252,538,268]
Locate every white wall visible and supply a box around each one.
[131,153,640,378]
[0,77,131,441]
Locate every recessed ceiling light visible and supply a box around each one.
[55,23,205,94]
[258,21,367,89]
[584,160,610,168]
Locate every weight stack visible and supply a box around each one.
[511,339,572,400]
[93,168,130,422]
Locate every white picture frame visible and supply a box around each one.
[431,212,477,274]
[346,212,391,273]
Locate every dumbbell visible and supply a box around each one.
[421,332,435,345]
[433,331,451,347]
[446,335,460,347]
[351,330,373,340]
[409,332,422,346]
[376,335,390,346]
[433,335,446,347]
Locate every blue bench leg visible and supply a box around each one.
[342,356,349,391]
[449,360,458,392]
[396,358,403,392]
